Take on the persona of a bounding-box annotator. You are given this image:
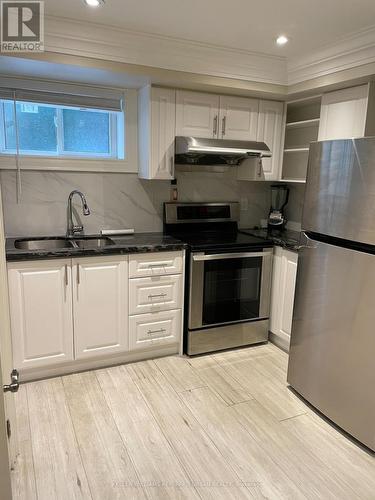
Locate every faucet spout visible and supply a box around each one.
[67,190,91,237]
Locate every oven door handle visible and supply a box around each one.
[192,251,272,261]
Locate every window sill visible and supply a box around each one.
[0,155,137,173]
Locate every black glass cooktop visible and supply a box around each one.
[171,231,273,251]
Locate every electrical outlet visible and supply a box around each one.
[240,198,248,211]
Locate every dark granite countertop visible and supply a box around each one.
[6,233,187,262]
[239,228,301,251]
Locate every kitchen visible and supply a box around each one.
[1,1,375,499]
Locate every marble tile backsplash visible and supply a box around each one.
[0,166,304,237]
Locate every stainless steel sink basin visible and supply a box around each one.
[71,237,115,249]
[14,238,74,251]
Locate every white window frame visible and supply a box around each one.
[0,88,137,173]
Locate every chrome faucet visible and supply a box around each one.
[67,190,91,237]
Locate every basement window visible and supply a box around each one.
[0,89,125,160]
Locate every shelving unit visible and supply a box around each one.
[281,95,321,183]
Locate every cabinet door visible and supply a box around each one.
[279,250,298,340]
[8,259,73,370]
[270,248,298,348]
[176,90,220,138]
[257,100,284,180]
[150,87,176,179]
[219,95,259,140]
[72,256,128,359]
[318,85,368,141]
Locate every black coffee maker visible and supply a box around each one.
[268,184,289,231]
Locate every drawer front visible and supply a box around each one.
[129,251,183,278]
[129,309,181,350]
[129,274,183,315]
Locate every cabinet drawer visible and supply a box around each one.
[129,274,183,315]
[129,251,183,277]
[129,309,181,350]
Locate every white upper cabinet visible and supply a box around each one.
[218,95,259,140]
[72,256,128,360]
[257,100,285,180]
[176,90,220,138]
[138,86,176,180]
[318,84,371,141]
[8,259,74,370]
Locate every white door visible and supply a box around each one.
[0,185,18,492]
[72,256,128,359]
[0,358,12,500]
[176,90,220,138]
[218,95,259,140]
[257,100,284,180]
[8,259,74,370]
[318,85,368,141]
[151,87,176,179]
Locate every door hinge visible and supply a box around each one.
[3,369,20,393]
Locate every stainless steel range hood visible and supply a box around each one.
[175,136,271,166]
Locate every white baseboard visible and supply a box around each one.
[19,344,180,382]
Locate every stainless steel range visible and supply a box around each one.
[164,202,273,355]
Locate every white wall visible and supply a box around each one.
[0,167,278,237]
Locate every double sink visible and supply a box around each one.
[14,236,115,251]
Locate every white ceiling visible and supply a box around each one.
[45,0,375,58]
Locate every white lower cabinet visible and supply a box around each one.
[8,250,184,377]
[72,256,128,360]
[269,247,298,350]
[7,259,74,370]
[129,309,181,350]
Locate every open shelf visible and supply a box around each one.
[286,118,320,129]
[281,179,306,184]
[284,147,310,153]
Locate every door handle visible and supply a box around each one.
[65,264,68,286]
[213,115,218,136]
[221,116,226,137]
[148,293,167,299]
[3,369,20,393]
[77,264,80,285]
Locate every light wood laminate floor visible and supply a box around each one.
[11,343,375,499]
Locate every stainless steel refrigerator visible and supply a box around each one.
[287,137,375,452]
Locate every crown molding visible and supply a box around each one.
[288,25,375,85]
[44,16,287,86]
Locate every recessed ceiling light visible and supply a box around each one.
[83,0,105,7]
[276,35,288,46]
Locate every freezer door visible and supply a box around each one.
[287,234,375,451]
[303,137,375,245]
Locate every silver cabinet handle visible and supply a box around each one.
[65,264,68,286]
[148,263,166,268]
[213,115,218,136]
[148,293,167,299]
[222,116,226,137]
[77,264,80,285]
[147,328,166,336]
[192,251,272,261]
[170,156,174,177]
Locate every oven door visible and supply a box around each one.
[189,250,272,330]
